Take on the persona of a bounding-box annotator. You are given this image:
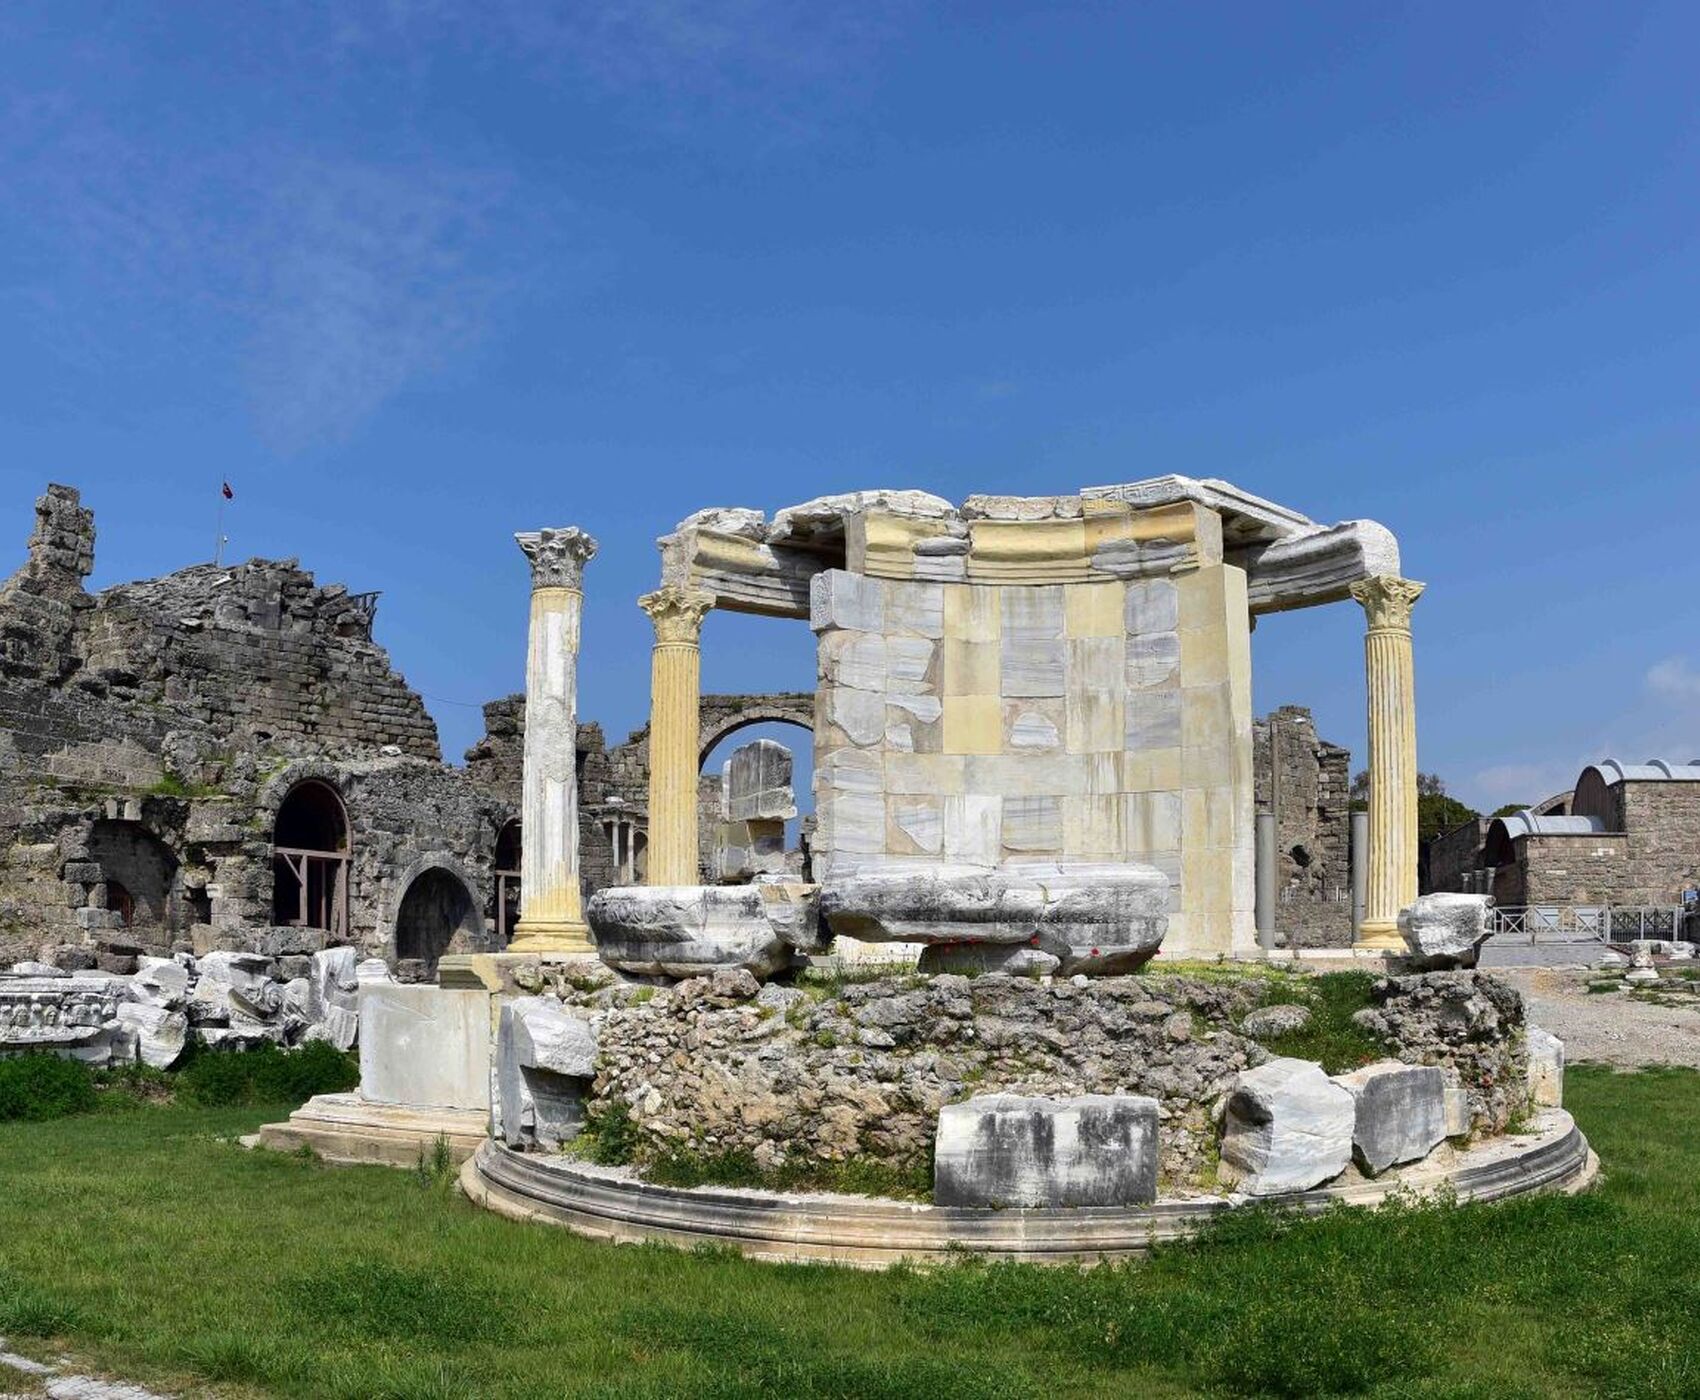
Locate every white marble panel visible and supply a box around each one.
[1125,579,1179,635]
[943,795,1002,864]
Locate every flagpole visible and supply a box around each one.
[214,489,225,566]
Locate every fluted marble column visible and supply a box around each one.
[1350,574,1425,950]
[509,527,598,955]
[639,587,714,886]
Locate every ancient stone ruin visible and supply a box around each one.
[0,475,1593,1264]
[242,476,1592,1266]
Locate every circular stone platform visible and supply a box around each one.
[460,1109,1596,1268]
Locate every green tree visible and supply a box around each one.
[1353,770,1481,839]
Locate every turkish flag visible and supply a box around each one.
[221,482,234,500]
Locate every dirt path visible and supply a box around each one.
[1499,967,1700,1070]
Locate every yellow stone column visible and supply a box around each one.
[639,587,714,886]
[1350,574,1426,950]
[509,527,598,955]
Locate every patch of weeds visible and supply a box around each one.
[413,1134,456,1190]
[0,1266,83,1337]
[177,1040,358,1107]
[645,1146,933,1201]
[813,1028,839,1049]
[1260,971,1385,1073]
[1585,978,1622,994]
[0,1053,98,1122]
[146,773,219,799]
[91,1061,175,1109]
[627,985,657,1005]
[582,1099,640,1165]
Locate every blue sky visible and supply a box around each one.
[2,2,1696,812]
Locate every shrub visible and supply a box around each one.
[179,1041,358,1108]
[583,1099,641,1165]
[0,1054,98,1122]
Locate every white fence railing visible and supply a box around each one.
[1488,905,1686,944]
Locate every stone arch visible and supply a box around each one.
[270,773,350,933]
[696,693,815,769]
[87,820,179,932]
[386,852,489,977]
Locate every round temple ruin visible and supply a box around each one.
[0,475,1594,1263]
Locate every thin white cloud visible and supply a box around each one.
[1646,656,1700,704]
[0,2,908,447]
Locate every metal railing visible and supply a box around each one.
[1488,905,1685,944]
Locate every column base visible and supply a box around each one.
[1353,920,1405,952]
[506,918,596,957]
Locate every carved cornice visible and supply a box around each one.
[1349,574,1425,631]
[516,527,598,591]
[639,586,714,644]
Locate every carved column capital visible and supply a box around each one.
[639,587,714,645]
[516,527,598,591]
[1349,574,1425,632]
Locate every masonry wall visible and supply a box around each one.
[1493,835,1633,907]
[1619,783,1700,901]
[0,483,510,972]
[1425,818,1492,895]
[810,553,1255,955]
[1252,705,1352,947]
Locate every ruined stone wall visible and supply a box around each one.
[471,693,814,898]
[2,483,440,768]
[1425,818,1491,895]
[1252,705,1351,947]
[0,483,512,970]
[463,696,525,801]
[589,969,1264,1192]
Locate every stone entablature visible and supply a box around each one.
[655,480,1401,622]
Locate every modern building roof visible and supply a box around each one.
[1587,759,1700,784]
[1489,812,1608,841]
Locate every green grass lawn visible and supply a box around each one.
[1,1066,1697,1398]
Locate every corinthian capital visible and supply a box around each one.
[639,586,714,644]
[516,527,598,590]
[1349,574,1425,631]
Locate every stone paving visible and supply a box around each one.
[1503,967,1700,1069]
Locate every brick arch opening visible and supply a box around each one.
[696,694,815,769]
[272,778,350,934]
[87,820,178,932]
[394,866,481,979]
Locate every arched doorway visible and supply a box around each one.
[273,779,350,935]
[698,719,815,882]
[394,867,481,978]
[492,820,522,945]
[87,820,177,931]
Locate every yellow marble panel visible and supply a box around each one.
[1063,582,1125,638]
[941,639,1000,696]
[965,518,1088,583]
[1122,746,1182,793]
[942,584,1000,642]
[942,694,1002,754]
[1063,794,1121,858]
